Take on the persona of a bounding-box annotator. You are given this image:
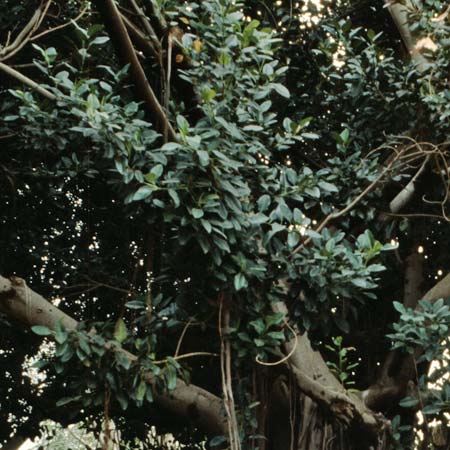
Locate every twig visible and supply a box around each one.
[153,351,218,365]
[30,5,89,41]
[174,319,192,357]
[292,148,405,255]
[255,321,298,366]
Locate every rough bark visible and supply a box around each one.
[0,275,226,436]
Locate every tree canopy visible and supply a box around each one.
[0,1,449,449]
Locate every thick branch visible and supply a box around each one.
[96,0,177,141]
[385,0,429,72]
[422,272,450,303]
[403,249,424,309]
[0,275,226,435]
[389,156,429,214]
[272,302,385,437]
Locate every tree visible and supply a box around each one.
[0,1,449,449]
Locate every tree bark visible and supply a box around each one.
[272,302,385,445]
[0,275,226,436]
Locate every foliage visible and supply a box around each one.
[0,0,449,449]
[325,336,359,389]
[388,299,450,417]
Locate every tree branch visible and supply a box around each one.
[0,62,56,100]
[385,0,429,72]
[272,302,385,437]
[96,0,177,141]
[121,13,158,58]
[0,275,226,435]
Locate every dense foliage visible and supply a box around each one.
[0,1,449,449]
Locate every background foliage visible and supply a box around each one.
[0,0,449,449]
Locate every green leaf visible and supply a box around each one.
[340,129,350,144]
[318,181,338,193]
[126,300,146,309]
[133,185,153,201]
[191,208,204,219]
[116,391,129,410]
[287,232,300,247]
[234,273,248,291]
[116,352,131,370]
[210,436,227,447]
[399,397,419,408]
[243,124,263,132]
[254,338,265,347]
[114,318,128,343]
[56,396,81,407]
[197,150,210,166]
[201,88,216,102]
[301,132,320,140]
[351,278,367,289]
[32,325,52,336]
[168,189,180,208]
[166,365,177,390]
[271,83,290,98]
[257,194,271,212]
[90,36,110,46]
[136,379,147,402]
[250,319,265,334]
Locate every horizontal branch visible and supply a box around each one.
[0,275,226,435]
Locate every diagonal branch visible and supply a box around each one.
[385,0,429,72]
[0,8,42,61]
[292,146,405,255]
[97,0,177,141]
[127,0,162,53]
[121,13,159,58]
[0,274,226,435]
[0,62,56,100]
[272,302,385,438]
